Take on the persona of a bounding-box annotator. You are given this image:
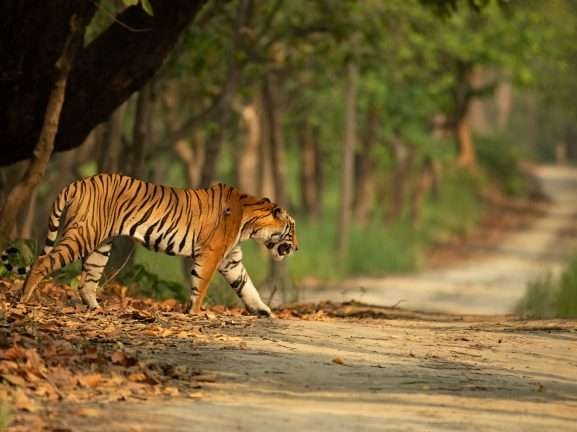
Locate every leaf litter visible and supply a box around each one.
[0,279,257,431]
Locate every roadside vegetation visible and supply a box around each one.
[517,258,577,319]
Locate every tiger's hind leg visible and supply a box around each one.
[78,242,112,309]
[218,245,272,317]
[21,234,84,303]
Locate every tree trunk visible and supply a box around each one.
[337,61,358,260]
[456,116,475,167]
[262,73,288,207]
[174,134,205,188]
[298,122,322,221]
[495,80,513,132]
[468,68,490,135]
[1,0,208,167]
[257,90,275,200]
[0,13,86,251]
[129,82,153,179]
[452,61,476,168]
[353,104,378,225]
[109,83,154,276]
[199,125,224,188]
[237,102,261,195]
[98,103,127,173]
[19,188,38,240]
[410,157,435,226]
[385,136,413,225]
[261,73,293,303]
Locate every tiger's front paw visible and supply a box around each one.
[247,304,273,318]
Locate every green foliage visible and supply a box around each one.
[515,275,558,319]
[122,0,153,16]
[556,256,577,318]
[517,255,577,318]
[476,134,529,196]
[348,221,421,275]
[422,168,483,242]
[118,263,187,302]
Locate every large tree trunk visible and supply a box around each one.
[337,61,358,260]
[1,0,208,167]
[353,105,379,225]
[0,12,87,251]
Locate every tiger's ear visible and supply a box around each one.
[262,197,271,203]
[273,207,283,218]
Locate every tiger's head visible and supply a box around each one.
[240,195,299,261]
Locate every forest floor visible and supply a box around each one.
[2,165,577,431]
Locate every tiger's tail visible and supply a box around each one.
[41,181,75,257]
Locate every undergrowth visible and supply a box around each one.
[516,255,577,318]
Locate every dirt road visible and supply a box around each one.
[52,312,577,432]
[303,165,577,315]
[10,166,577,431]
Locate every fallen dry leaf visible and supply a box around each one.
[2,373,28,387]
[332,357,345,365]
[78,373,102,389]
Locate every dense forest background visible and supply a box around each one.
[2,0,577,307]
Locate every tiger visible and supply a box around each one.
[16,173,298,316]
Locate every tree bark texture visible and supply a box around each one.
[0,12,87,250]
[0,0,208,166]
[495,80,513,132]
[98,103,128,173]
[128,82,153,179]
[261,74,288,207]
[337,61,358,260]
[237,102,261,195]
[453,61,476,168]
[385,136,413,225]
[299,122,323,221]
[353,105,379,225]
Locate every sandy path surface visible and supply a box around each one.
[53,315,577,432]
[302,165,577,315]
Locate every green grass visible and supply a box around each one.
[516,255,577,318]
[348,220,421,275]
